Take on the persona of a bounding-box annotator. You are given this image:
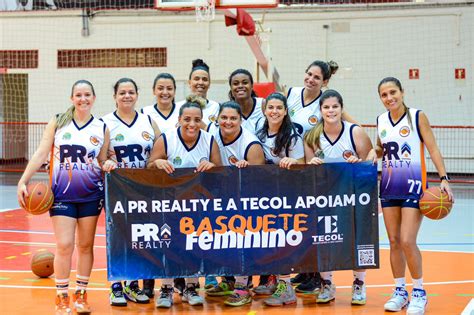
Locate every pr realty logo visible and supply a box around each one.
[130,223,172,250]
[312,215,344,245]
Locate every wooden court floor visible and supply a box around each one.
[0,203,473,314]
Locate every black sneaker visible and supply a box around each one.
[290,273,309,286]
[143,279,155,298]
[295,273,322,294]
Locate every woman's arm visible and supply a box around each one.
[147,136,174,174]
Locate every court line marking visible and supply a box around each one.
[0,279,472,291]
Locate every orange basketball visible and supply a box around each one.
[31,251,55,278]
[419,186,452,220]
[24,182,54,215]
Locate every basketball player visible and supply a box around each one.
[205,101,265,306]
[17,80,109,315]
[304,89,375,305]
[376,77,453,314]
[141,73,180,134]
[146,95,221,308]
[100,78,160,306]
[252,92,304,306]
[228,69,265,134]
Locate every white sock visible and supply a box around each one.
[394,277,406,288]
[320,271,333,283]
[160,278,174,287]
[412,277,423,290]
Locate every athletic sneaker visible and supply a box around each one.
[264,280,297,306]
[384,287,409,311]
[224,283,252,306]
[123,280,150,304]
[204,276,218,290]
[142,279,155,298]
[109,282,127,306]
[155,285,174,308]
[316,280,336,303]
[290,273,309,286]
[351,279,367,305]
[206,280,235,296]
[182,283,204,306]
[73,289,91,314]
[407,288,427,315]
[253,275,278,295]
[295,273,321,294]
[55,293,72,315]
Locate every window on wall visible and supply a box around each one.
[0,50,39,69]
[57,48,167,68]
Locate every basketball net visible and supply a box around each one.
[195,0,216,22]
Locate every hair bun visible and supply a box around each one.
[192,59,209,71]
[327,60,339,75]
[186,94,207,109]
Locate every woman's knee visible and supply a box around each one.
[56,241,74,256]
[75,241,94,255]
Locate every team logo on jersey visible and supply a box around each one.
[381,129,387,138]
[62,132,71,140]
[308,115,319,125]
[90,136,100,146]
[172,156,182,166]
[115,134,124,142]
[228,155,238,165]
[208,115,217,123]
[401,142,411,158]
[399,126,410,137]
[343,150,355,160]
[142,131,152,141]
[199,157,209,163]
[315,149,325,159]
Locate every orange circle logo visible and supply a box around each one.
[399,126,410,137]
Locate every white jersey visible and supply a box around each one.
[287,87,322,135]
[241,97,265,134]
[51,117,105,202]
[209,124,261,166]
[101,111,155,169]
[255,118,304,164]
[163,127,214,168]
[141,102,180,134]
[377,108,427,200]
[315,121,358,163]
[176,98,220,126]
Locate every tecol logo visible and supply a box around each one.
[318,215,338,233]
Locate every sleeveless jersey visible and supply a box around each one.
[377,108,426,200]
[141,102,180,134]
[315,121,358,163]
[209,124,261,166]
[163,127,214,168]
[255,118,304,164]
[176,99,220,125]
[241,97,264,134]
[287,87,322,135]
[101,111,155,169]
[51,117,105,202]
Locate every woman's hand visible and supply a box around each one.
[440,180,454,203]
[196,160,216,172]
[346,155,362,164]
[17,182,28,210]
[279,157,298,169]
[235,160,249,168]
[101,159,117,173]
[154,159,175,174]
[308,157,324,165]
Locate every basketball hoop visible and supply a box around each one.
[195,0,216,22]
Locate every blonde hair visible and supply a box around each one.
[179,94,207,117]
[57,80,95,129]
[304,121,324,152]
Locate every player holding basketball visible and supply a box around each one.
[17,80,109,315]
[205,101,265,306]
[250,92,304,306]
[146,95,222,308]
[100,78,160,306]
[304,89,375,305]
[228,68,265,134]
[141,73,180,134]
[376,77,454,314]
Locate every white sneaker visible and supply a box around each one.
[384,287,409,311]
[407,288,427,315]
[351,279,366,305]
[316,280,336,303]
[182,283,204,306]
[155,285,174,308]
